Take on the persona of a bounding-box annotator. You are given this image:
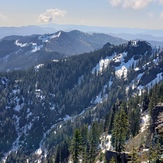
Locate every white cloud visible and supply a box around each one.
[160,12,163,18]
[146,12,155,18]
[110,0,153,9]
[38,9,66,23]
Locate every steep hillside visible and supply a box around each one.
[0,40,163,162]
[0,30,126,72]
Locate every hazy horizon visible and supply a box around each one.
[0,0,163,30]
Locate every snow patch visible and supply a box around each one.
[50,105,55,110]
[38,35,50,43]
[99,133,113,153]
[14,104,21,112]
[131,40,138,47]
[114,52,136,79]
[50,31,61,39]
[113,52,127,63]
[78,75,84,85]
[35,148,42,155]
[63,115,72,121]
[93,93,103,104]
[137,73,144,81]
[26,112,32,119]
[126,86,129,95]
[134,67,140,71]
[13,88,20,95]
[91,79,112,104]
[34,64,44,71]
[15,40,29,47]
[140,113,150,133]
[115,66,128,79]
[52,59,59,62]
[153,57,159,65]
[92,57,111,74]
[35,89,45,100]
[49,93,55,98]
[38,31,61,43]
[31,43,43,53]
[108,80,113,87]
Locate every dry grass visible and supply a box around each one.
[125,130,150,152]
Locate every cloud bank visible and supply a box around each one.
[110,0,153,9]
[38,9,66,23]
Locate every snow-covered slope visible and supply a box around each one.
[91,40,163,99]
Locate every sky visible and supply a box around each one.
[0,0,163,29]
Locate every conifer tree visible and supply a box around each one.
[131,147,139,163]
[149,141,162,163]
[112,107,129,152]
[55,144,61,163]
[70,129,83,163]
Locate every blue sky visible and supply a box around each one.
[0,0,163,29]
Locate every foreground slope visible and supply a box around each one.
[0,40,163,162]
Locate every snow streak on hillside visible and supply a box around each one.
[38,31,61,42]
[92,57,110,74]
[92,51,135,79]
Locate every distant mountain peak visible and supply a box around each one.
[0,30,126,72]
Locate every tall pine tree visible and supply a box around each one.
[70,129,83,163]
[112,107,129,152]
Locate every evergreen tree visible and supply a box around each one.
[149,141,162,163]
[112,107,129,152]
[148,85,159,115]
[131,147,139,163]
[55,145,61,163]
[88,122,103,163]
[80,125,89,163]
[70,129,83,163]
[82,142,90,163]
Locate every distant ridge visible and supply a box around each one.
[0,30,126,71]
[0,25,56,39]
[1,24,163,39]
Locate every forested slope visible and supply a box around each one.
[0,40,163,162]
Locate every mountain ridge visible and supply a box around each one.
[0,30,126,72]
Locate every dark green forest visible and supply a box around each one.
[0,41,163,162]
